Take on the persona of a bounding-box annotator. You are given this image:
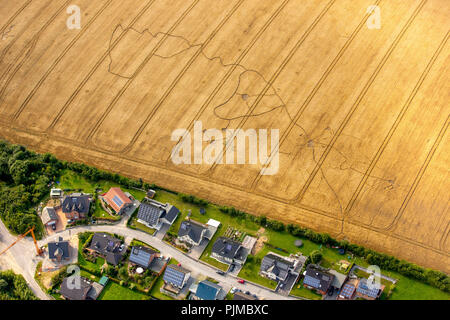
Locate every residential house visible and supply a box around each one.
[337,279,358,300]
[102,187,133,215]
[355,278,385,300]
[211,237,248,266]
[87,233,125,266]
[259,252,303,282]
[48,238,70,262]
[303,265,335,295]
[61,193,91,220]
[137,199,179,230]
[41,207,58,227]
[194,280,223,300]
[177,219,212,247]
[60,277,103,300]
[329,269,348,292]
[162,264,191,293]
[129,246,157,269]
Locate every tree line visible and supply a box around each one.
[218,205,449,293]
[0,140,448,293]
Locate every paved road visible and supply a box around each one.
[0,221,50,300]
[1,219,295,300]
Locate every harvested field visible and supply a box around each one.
[0,0,448,272]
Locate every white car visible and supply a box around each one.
[230,287,238,294]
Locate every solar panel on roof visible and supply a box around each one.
[304,276,320,288]
[129,247,152,268]
[340,284,355,298]
[112,195,124,208]
[226,244,232,251]
[163,266,186,287]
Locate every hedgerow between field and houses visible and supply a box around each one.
[0,140,448,295]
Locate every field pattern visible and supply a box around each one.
[0,0,448,272]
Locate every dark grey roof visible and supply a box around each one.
[177,220,207,244]
[211,237,243,260]
[304,265,334,292]
[163,264,189,288]
[137,202,165,226]
[48,241,69,260]
[137,201,179,226]
[129,246,157,268]
[62,194,90,215]
[164,204,179,224]
[89,233,124,266]
[60,277,92,300]
[260,253,294,281]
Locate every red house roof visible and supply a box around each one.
[103,187,132,213]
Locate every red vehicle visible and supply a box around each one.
[238,279,245,284]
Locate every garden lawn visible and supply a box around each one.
[58,170,147,200]
[150,276,175,300]
[147,190,450,300]
[290,282,323,300]
[78,237,105,273]
[99,281,149,300]
[149,257,180,300]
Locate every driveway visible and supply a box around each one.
[154,223,170,240]
[188,238,209,260]
[0,219,296,300]
[42,224,296,300]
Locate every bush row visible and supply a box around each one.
[216,205,449,292]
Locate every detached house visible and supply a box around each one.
[102,187,133,215]
[48,238,70,262]
[87,233,125,266]
[137,199,179,230]
[177,219,212,247]
[163,264,191,293]
[355,278,385,300]
[303,265,335,295]
[60,277,104,300]
[129,246,157,269]
[41,207,58,227]
[193,280,223,300]
[61,193,91,220]
[211,237,248,266]
[260,252,303,283]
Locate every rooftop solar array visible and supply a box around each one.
[340,283,356,298]
[136,202,165,226]
[163,265,187,288]
[112,195,124,208]
[303,275,321,288]
[357,279,380,298]
[129,246,154,268]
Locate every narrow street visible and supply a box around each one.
[0,219,296,300]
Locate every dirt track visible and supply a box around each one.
[0,0,448,272]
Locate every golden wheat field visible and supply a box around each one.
[0,0,448,272]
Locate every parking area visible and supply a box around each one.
[275,273,299,296]
[188,239,210,260]
[45,209,68,236]
[154,223,170,240]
